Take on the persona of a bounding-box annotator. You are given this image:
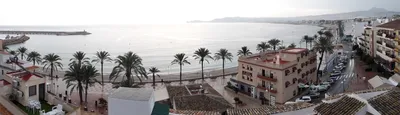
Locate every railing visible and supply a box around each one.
[377,49,383,53]
[257,74,277,82]
[377,30,396,39]
[385,53,395,58]
[385,43,395,49]
[377,41,382,45]
[256,85,277,94]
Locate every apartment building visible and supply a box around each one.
[374,20,400,73]
[359,24,375,56]
[233,48,317,105]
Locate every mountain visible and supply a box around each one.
[192,8,400,23]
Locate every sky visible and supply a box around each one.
[0,0,399,25]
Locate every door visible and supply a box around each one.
[39,83,45,101]
[262,69,265,76]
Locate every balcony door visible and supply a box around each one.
[262,69,266,76]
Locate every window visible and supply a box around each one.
[297,69,301,74]
[242,64,245,69]
[1,70,3,75]
[285,70,290,76]
[262,81,266,87]
[297,57,300,62]
[29,85,37,96]
[285,81,290,88]
[293,90,296,96]
[292,67,296,73]
[293,78,297,84]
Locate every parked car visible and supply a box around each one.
[338,63,344,66]
[331,72,341,76]
[307,92,320,99]
[296,96,312,103]
[284,101,298,105]
[310,85,328,92]
[321,82,331,88]
[328,79,335,84]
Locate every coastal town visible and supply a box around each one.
[0,7,400,115]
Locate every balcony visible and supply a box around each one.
[377,41,382,45]
[385,52,395,58]
[385,43,395,49]
[257,85,277,94]
[377,30,396,39]
[377,49,383,53]
[257,74,277,82]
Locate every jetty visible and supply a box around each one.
[0,30,91,36]
[2,35,30,46]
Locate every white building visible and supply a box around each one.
[108,87,155,115]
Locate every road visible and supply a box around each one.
[326,41,356,95]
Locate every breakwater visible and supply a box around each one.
[3,35,30,46]
[0,30,91,36]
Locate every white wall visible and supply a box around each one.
[109,98,152,115]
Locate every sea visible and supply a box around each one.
[0,23,322,74]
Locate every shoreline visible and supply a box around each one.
[34,66,238,84]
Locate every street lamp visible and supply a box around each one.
[342,79,346,93]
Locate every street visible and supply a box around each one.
[326,41,356,95]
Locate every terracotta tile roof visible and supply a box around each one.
[368,87,400,115]
[226,102,314,115]
[376,19,400,30]
[167,83,232,112]
[173,94,232,112]
[171,110,220,115]
[324,87,393,101]
[314,96,366,115]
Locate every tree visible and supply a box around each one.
[63,63,84,104]
[256,42,270,52]
[17,47,28,60]
[92,51,112,95]
[27,51,42,66]
[110,51,148,87]
[82,65,100,104]
[301,35,310,49]
[193,48,213,81]
[268,39,281,51]
[288,43,296,48]
[43,53,63,94]
[214,49,233,79]
[149,67,161,88]
[278,46,287,50]
[237,46,252,56]
[70,51,90,67]
[9,50,16,56]
[3,45,9,51]
[43,53,63,80]
[314,31,334,84]
[171,53,191,84]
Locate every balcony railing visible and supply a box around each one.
[257,74,277,82]
[385,53,395,58]
[257,85,277,94]
[377,41,382,45]
[377,49,383,53]
[377,30,396,39]
[386,43,395,49]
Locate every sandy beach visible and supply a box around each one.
[34,66,238,84]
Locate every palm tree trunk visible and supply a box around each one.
[222,59,225,79]
[152,73,155,89]
[50,64,54,93]
[201,61,204,81]
[33,60,36,72]
[310,42,313,49]
[77,80,83,104]
[85,82,88,104]
[101,61,104,96]
[306,42,308,49]
[316,51,325,85]
[180,64,182,84]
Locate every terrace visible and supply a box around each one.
[377,30,396,39]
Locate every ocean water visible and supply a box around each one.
[0,23,322,74]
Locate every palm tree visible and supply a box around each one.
[43,53,63,80]
[314,31,334,84]
[70,51,90,67]
[268,39,281,51]
[288,43,296,48]
[17,47,28,60]
[92,51,112,94]
[149,67,161,88]
[193,48,213,81]
[9,50,16,56]
[237,46,252,56]
[301,35,310,49]
[82,65,99,104]
[110,51,148,87]
[2,45,9,51]
[27,51,42,66]
[278,46,287,50]
[256,42,270,52]
[214,49,233,79]
[171,53,191,84]
[63,63,84,104]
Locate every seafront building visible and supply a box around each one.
[231,48,317,105]
[373,20,400,73]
